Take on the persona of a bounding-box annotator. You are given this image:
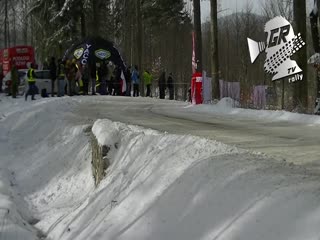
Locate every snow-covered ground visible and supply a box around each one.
[1,95,320,240]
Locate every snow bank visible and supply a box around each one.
[45,119,320,240]
[0,169,40,240]
[0,96,94,239]
[46,119,244,239]
[1,96,320,240]
[186,97,320,125]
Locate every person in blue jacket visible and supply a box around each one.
[132,65,140,97]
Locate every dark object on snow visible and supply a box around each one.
[41,88,49,98]
[188,87,192,102]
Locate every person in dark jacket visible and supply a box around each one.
[11,61,19,98]
[49,57,57,97]
[167,72,174,100]
[158,71,166,99]
[125,66,131,96]
[132,65,140,97]
[98,61,108,95]
[82,64,89,95]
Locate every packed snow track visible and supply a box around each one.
[76,96,320,168]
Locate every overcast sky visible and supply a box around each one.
[200,0,314,21]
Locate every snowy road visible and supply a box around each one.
[75,96,320,168]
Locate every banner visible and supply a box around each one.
[219,80,240,101]
[202,71,212,104]
[121,70,126,94]
[0,46,35,75]
[191,72,203,104]
[192,31,196,74]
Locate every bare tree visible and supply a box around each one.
[4,0,9,47]
[136,0,144,96]
[210,0,219,99]
[193,0,202,72]
[262,0,293,21]
[293,0,308,112]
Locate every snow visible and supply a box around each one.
[1,94,320,240]
[185,97,320,125]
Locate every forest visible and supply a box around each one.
[0,0,316,113]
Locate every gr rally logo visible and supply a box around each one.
[247,16,305,83]
[74,48,84,60]
[95,49,111,60]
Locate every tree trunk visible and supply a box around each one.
[136,0,144,96]
[12,6,17,46]
[22,0,28,45]
[193,0,202,72]
[81,12,86,38]
[4,0,8,48]
[92,0,101,36]
[210,0,219,99]
[293,0,307,112]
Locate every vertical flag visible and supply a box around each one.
[192,31,196,74]
[121,70,126,94]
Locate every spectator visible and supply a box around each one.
[143,70,153,97]
[75,62,83,95]
[43,60,49,70]
[167,72,174,100]
[25,63,37,101]
[98,61,108,95]
[82,64,89,95]
[159,71,166,99]
[107,62,115,95]
[49,57,57,97]
[125,66,131,96]
[95,63,101,94]
[66,59,77,96]
[132,65,140,97]
[11,61,19,98]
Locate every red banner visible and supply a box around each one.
[0,46,35,75]
[192,31,196,74]
[191,72,203,104]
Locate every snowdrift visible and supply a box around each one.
[1,96,320,240]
